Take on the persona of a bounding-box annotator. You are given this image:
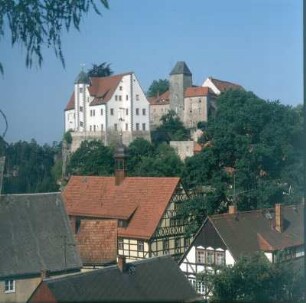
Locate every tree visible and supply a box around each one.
[2,139,59,193]
[182,89,303,212]
[67,140,114,176]
[207,253,304,302]
[0,0,109,73]
[127,139,184,177]
[151,110,190,144]
[147,79,169,97]
[87,62,113,77]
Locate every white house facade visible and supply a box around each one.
[64,71,150,150]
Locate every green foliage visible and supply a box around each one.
[2,139,59,193]
[147,79,169,97]
[209,253,304,302]
[63,130,73,144]
[127,138,183,177]
[87,62,113,77]
[67,140,114,176]
[182,90,303,212]
[0,0,109,72]
[151,110,190,144]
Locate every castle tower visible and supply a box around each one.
[169,61,192,120]
[74,70,90,132]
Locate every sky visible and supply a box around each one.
[0,0,302,145]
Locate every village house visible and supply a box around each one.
[64,71,150,151]
[62,141,192,264]
[28,255,200,303]
[0,193,82,303]
[179,203,304,296]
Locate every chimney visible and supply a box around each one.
[117,255,126,272]
[275,203,283,232]
[229,205,237,214]
[114,135,127,186]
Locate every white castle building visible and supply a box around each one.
[64,71,150,151]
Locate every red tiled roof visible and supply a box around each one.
[65,92,75,111]
[75,219,117,265]
[148,91,170,105]
[89,73,131,105]
[184,86,214,98]
[209,204,304,259]
[62,176,180,240]
[209,77,243,92]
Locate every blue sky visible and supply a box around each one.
[0,0,302,145]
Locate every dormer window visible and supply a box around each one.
[118,220,127,228]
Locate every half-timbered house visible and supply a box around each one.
[62,141,191,263]
[179,203,304,296]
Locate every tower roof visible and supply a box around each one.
[169,61,192,76]
[75,70,90,84]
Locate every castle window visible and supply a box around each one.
[136,94,139,101]
[119,95,122,101]
[125,123,128,131]
[79,87,83,93]
[142,108,146,115]
[126,109,129,115]
[114,124,118,131]
[101,124,104,131]
[137,240,144,252]
[136,123,139,131]
[126,95,128,101]
[4,280,15,293]
[80,121,84,127]
[136,108,139,115]
[110,108,114,115]
[119,86,123,91]
[93,125,96,132]
[80,106,83,112]
[115,95,118,101]
[142,123,146,131]
[90,125,92,131]
[101,108,103,115]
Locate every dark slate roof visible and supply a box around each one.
[170,61,192,76]
[39,256,200,302]
[74,71,90,84]
[0,193,82,279]
[209,204,303,260]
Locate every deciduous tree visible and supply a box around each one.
[147,79,169,97]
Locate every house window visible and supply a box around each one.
[136,108,139,115]
[119,86,123,91]
[125,123,128,131]
[76,217,81,233]
[163,239,169,254]
[175,238,180,249]
[119,96,122,101]
[138,240,144,252]
[101,124,104,131]
[115,95,118,101]
[80,121,84,127]
[136,123,139,131]
[136,94,139,101]
[93,125,96,132]
[196,280,205,294]
[215,251,225,265]
[184,237,190,249]
[206,250,215,264]
[196,249,205,264]
[142,123,146,131]
[92,110,95,116]
[90,125,92,131]
[114,124,118,131]
[126,109,129,115]
[4,280,15,293]
[110,108,114,115]
[79,106,83,112]
[118,238,123,250]
[101,109,103,115]
[142,108,146,115]
[126,95,128,101]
